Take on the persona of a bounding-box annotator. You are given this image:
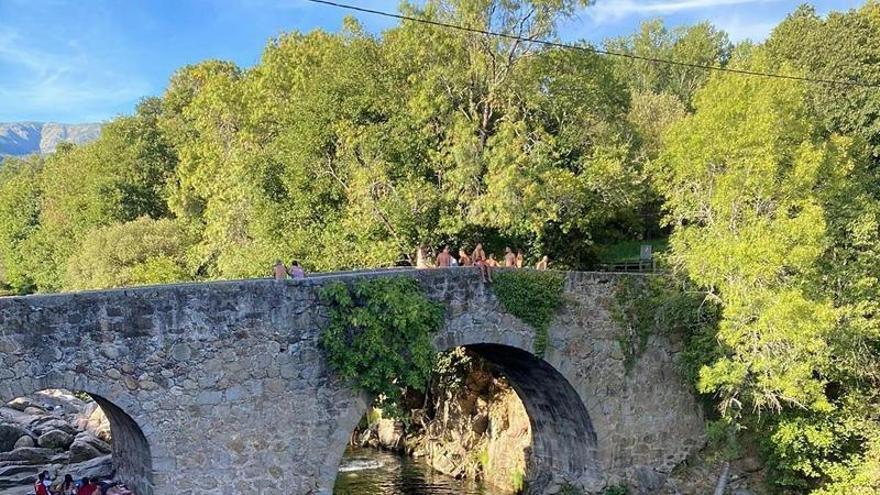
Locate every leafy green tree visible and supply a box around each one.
[605,19,731,105]
[766,2,880,164]
[0,156,43,294]
[658,50,880,493]
[63,217,194,291]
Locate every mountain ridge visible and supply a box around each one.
[0,122,102,157]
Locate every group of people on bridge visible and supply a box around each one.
[268,246,549,284]
[417,244,549,283]
[32,472,131,495]
[271,259,306,281]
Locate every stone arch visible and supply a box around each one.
[0,376,156,495]
[459,343,599,491]
[324,342,599,494]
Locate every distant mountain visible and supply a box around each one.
[0,122,102,157]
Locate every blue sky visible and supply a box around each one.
[0,0,865,123]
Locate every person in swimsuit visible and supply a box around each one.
[458,249,472,266]
[272,260,287,281]
[515,250,524,268]
[504,247,516,267]
[536,255,549,270]
[437,247,452,267]
[472,243,492,283]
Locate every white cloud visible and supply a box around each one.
[711,15,779,41]
[588,0,782,22]
[0,28,150,122]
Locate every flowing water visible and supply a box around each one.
[334,447,505,495]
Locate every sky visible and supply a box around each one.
[0,0,866,123]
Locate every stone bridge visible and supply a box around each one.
[0,269,705,494]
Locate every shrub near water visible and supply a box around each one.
[492,270,565,356]
[319,276,445,417]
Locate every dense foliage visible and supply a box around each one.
[491,270,565,355]
[319,277,444,416]
[656,25,880,493]
[611,275,719,374]
[1,0,879,492]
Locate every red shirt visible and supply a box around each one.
[77,484,98,495]
[35,482,49,495]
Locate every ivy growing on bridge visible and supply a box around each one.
[611,275,719,375]
[492,270,565,356]
[319,276,445,417]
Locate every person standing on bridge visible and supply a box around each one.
[272,260,287,281]
[516,250,524,268]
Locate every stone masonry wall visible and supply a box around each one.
[0,269,705,494]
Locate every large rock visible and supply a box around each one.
[0,447,61,464]
[0,463,40,489]
[13,435,35,449]
[29,416,79,437]
[5,398,36,412]
[69,432,111,463]
[75,403,110,442]
[67,454,113,481]
[377,418,404,451]
[37,429,74,450]
[0,423,30,452]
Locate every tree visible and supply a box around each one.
[657,50,880,493]
[0,156,43,294]
[63,217,194,291]
[766,2,880,165]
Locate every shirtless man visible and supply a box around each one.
[472,243,492,283]
[536,255,549,271]
[437,246,452,267]
[504,247,516,267]
[272,260,287,281]
[458,248,472,266]
[486,253,499,267]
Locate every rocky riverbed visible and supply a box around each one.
[352,348,531,494]
[0,390,113,495]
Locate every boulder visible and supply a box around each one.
[13,435,35,449]
[6,397,36,412]
[23,406,47,416]
[0,423,30,452]
[0,463,39,489]
[67,454,113,481]
[29,416,79,436]
[69,432,111,463]
[0,447,60,464]
[377,419,404,451]
[37,429,74,450]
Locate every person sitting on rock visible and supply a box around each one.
[58,474,76,495]
[76,478,98,495]
[35,471,52,495]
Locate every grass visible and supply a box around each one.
[595,238,669,264]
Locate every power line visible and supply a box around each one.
[304,0,880,89]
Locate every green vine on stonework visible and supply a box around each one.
[611,275,720,375]
[492,270,565,356]
[319,276,445,418]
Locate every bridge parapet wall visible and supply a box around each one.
[0,269,704,494]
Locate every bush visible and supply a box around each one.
[319,276,445,417]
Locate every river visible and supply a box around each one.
[334,447,505,495]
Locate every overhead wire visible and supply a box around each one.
[304,0,880,89]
